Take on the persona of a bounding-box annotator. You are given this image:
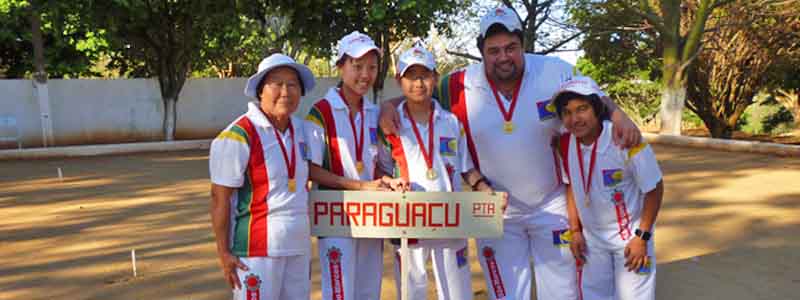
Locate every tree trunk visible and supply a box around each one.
[29,2,46,83]
[373,30,392,104]
[659,85,686,135]
[658,24,686,136]
[703,116,734,139]
[775,89,800,129]
[163,97,177,141]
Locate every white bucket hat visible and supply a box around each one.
[396,46,436,77]
[244,53,316,98]
[335,31,382,63]
[479,6,523,38]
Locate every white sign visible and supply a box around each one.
[310,191,503,239]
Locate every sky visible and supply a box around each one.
[438,0,585,65]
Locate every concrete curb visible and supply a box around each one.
[643,133,799,157]
[0,134,797,161]
[0,140,211,160]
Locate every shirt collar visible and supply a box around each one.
[398,98,445,129]
[324,87,377,111]
[577,120,613,154]
[246,102,304,134]
[246,101,273,128]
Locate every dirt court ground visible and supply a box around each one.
[1,144,799,300]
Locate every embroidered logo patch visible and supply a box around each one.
[456,246,468,268]
[552,229,571,247]
[537,100,556,121]
[299,142,309,160]
[327,247,344,299]
[369,127,378,145]
[482,247,506,298]
[439,137,457,156]
[636,258,653,274]
[602,168,623,187]
[244,274,262,300]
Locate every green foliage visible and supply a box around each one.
[577,57,660,127]
[0,0,107,78]
[240,0,466,95]
[681,109,705,129]
[88,0,240,95]
[762,107,795,134]
[192,15,274,78]
[758,95,797,134]
[568,0,662,83]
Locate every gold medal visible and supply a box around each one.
[503,121,514,134]
[356,161,364,174]
[288,179,296,193]
[426,168,438,180]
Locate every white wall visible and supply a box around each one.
[0,78,402,148]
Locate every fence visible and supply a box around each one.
[0,78,402,148]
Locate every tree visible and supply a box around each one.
[571,0,730,135]
[244,0,467,101]
[685,0,799,138]
[88,0,239,141]
[767,54,800,132]
[445,0,586,61]
[0,0,106,79]
[192,14,276,78]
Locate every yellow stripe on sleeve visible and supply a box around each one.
[217,130,248,145]
[628,142,648,159]
[306,114,324,129]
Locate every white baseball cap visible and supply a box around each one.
[335,31,382,63]
[480,6,523,38]
[396,46,436,77]
[553,76,604,98]
[244,53,316,98]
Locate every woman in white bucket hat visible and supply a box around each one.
[209,53,316,300]
[304,31,402,300]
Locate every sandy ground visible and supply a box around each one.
[1,145,798,300]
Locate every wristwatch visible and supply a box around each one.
[634,229,652,241]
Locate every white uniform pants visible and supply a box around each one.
[392,241,473,300]
[476,201,579,300]
[579,229,656,300]
[318,237,384,300]
[233,255,310,300]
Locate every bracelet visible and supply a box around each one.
[471,176,491,191]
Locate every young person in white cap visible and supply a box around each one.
[554,76,663,300]
[377,45,500,300]
[209,53,316,300]
[304,31,398,300]
[379,6,643,300]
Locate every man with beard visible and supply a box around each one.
[379,6,642,300]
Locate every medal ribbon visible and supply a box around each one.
[405,104,435,172]
[338,89,365,172]
[576,136,599,204]
[273,120,296,186]
[486,74,523,124]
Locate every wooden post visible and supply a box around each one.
[400,237,409,300]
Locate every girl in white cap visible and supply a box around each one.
[209,53,316,300]
[377,45,501,300]
[304,31,400,300]
[553,76,664,300]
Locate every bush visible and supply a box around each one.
[604,79,661,127]
[762,107,795,134]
